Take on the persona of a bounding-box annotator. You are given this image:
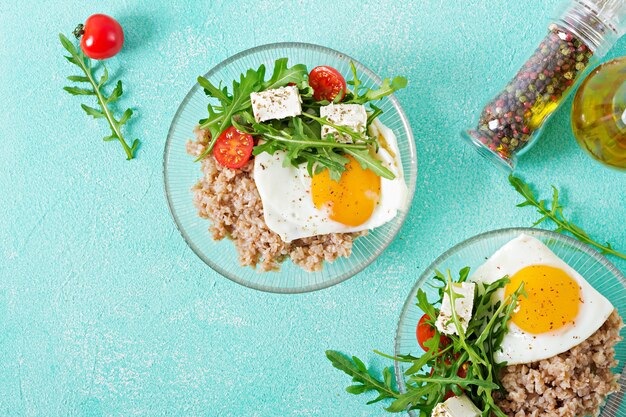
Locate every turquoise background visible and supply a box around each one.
[2,0,626,416]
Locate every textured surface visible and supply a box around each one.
[1,0,626,416]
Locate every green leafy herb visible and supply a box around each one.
[327,268,526,415]
[195,58,406,181]
[59,33,139,160]
[301,112,370,144]
[262,59,308,90]
[509,175,626,260]
[345,62,408,105]
[326,351,398,404]
[367,104,383,128]
[344,148,395,180]
[196,67,264,160]
[195,58,308,160]
[299,113,395,180]
[234,115,365,181]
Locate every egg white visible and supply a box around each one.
[253,119,408,242]
[470,234,614,365]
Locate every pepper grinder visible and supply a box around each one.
[463,0,626,172]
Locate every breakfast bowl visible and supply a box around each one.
[394,228,626,417]
[163,42,417,293]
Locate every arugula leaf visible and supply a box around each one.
[301,112,371,144]
[60,33,139,160]
[262,58,308,90]
[509,175,626,260]
[196,67,264,160]
[355,76,408,103]
[196,58,308,160]
[236,117,366,181]
[344,148,395,180]
[195,58,405,183]
[245,119,367,153]
[367,103,383,127]
[299,113,395,180]
[198,77,231,105]
[326,351,399,404]
[327,268,524,416]
[64,86,96,96]
[387,383,439,413]
[345,62,408,105]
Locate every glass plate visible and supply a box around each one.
[163,42,417,293]
[394,227,626,416]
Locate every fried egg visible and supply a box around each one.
[470,234,614,365]
[253,119,408,242]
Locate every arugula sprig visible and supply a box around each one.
[196,66,264,160]
[195,58,308,160]
[327,268,526,416]
[231,109,395,181]
[300,113,394,180]
[326,351,399,404]
[509,175,626,260]
[195,58,407,181]
[59,34,139,160]
[233,114,364,181]
[344,62,408,106]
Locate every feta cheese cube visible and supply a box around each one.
[431,395,481,417]
[320,104,367,143]
[250,86,302,123]
[435,282,475,336]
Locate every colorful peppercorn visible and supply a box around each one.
[465,24,593,167]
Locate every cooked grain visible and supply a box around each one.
[187,128,361,272]
[497,310,623,417]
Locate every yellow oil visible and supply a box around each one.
[572,57,626,170]
[529,97,561,131]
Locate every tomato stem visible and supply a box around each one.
[73,23,85,39]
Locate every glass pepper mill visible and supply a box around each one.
[572,57,626,169]
[463,0,626,171]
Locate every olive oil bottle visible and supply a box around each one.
[572,57,626,170]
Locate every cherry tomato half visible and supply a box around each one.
[78,14,124,60]
[416,314,451,351]
[443,390,457,401]
[213,126,254,169]
[457,362,468,379]
[309,66,347,102]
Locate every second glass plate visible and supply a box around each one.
[394,228,626,416]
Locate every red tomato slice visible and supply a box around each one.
[212,126,254,169]
[416,314,451,351]
[457,362,468,379]
[443,390,457,401]
[79,14,124,60]
[417,314,436,351]
[309,66,347,102]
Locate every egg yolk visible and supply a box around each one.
[504,265,581,334]
[311,155,381,226]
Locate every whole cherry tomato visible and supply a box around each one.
[212,126,254,169]
[309,66,347,102]
[76,14,124,60]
